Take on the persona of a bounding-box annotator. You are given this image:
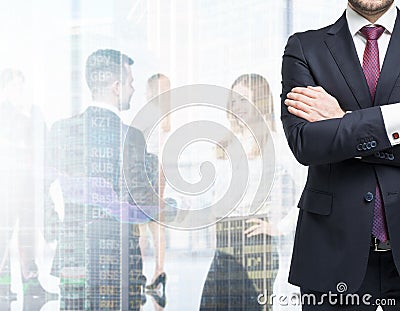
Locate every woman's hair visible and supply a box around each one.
[216,73,275,159]
[228,73,275,131]
[147,73,171,132]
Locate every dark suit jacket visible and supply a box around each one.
[47,106,156,310]
[281,10,400,293]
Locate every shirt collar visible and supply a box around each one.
[346,3,397,37]
[88,101,121,117]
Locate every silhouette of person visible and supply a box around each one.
[46,49,157,310]
[0,68,52,309]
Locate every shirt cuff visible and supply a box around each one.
[276,208,299,235]
[381,104,400,146]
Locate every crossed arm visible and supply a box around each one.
[285,86,345,122]
[281,34,397,166]
[284,85,400,167]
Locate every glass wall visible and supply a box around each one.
[0,0,369,310]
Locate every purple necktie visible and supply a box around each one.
[360,26,385,101]
[360,25,389,242]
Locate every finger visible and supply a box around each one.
[246,218,262,224]
[244,225,259,235]
[307,86,325,93]
[291,87,319,99]
[287,92,315,106]
[285,99,311,113]
[246,228,262,238]
[287,106,316,122]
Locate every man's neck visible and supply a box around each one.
[90,100,121,117]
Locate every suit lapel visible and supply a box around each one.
[375,9,400,107]
[325,14,372,109]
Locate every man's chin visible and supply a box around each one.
[348,0,394,14]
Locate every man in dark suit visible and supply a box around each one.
[281,0,400,309]
[47,49,157,310]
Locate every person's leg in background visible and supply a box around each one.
[147,220,166,288]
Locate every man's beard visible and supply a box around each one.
[348,0,394,14]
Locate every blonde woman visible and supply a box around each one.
[203,74,294,310]
[139,74,170,297]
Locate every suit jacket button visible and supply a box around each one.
[362,143,367,150]
[364,192,374,202]
[371,141,377,148]
[357,144,363,151]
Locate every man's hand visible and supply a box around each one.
[285,86,345,122]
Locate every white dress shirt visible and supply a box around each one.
[87,101,121,118]
[346,4,400,146]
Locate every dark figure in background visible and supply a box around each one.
[200,250,261,311]
[47,49,158,310]
[201,74,281,311]
[0,69,53,310]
